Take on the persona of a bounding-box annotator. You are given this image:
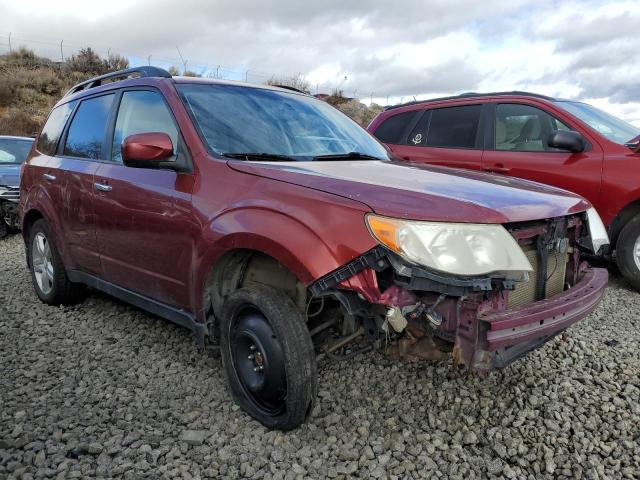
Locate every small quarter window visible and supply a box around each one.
[37,101,76,155]
[63,94,115,159]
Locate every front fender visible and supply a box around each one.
[193,204,377,319]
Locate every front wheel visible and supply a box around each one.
[616,214,640,291]
[220,286,317,430]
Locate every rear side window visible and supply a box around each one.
[373,110,418,144]
[427,105,482,148]
[37,101,76,155]
[111,90,178,163]
[63,94,115,160]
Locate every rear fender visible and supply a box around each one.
[21,185,72,268]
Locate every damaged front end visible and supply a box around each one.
[309,213,608,374]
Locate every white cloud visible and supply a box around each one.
[0,0,638,124]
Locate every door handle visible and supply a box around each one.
[483,165,511,173]
[94,182,112,192]
[42,173,56,181]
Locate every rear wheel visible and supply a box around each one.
[616,214,640,291]
[220,286,317,430]
[28,219,85,304]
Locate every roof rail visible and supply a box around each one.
[64,66,172,97]
[271,85,309,95]
[384,91,556,111]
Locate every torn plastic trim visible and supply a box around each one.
[308,246,388,297]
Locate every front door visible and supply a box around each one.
[92,89,195,309]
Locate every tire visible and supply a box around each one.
[27,219,85,305]
[220,285,317,430]
[616,214,640,291]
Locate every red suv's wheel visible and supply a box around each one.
[616,214,640,291]
[220,285,317,430]
[27,219,85,305]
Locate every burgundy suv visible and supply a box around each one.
[368,92,640,290]
[20,69,608,430]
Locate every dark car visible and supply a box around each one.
[20,69,608,430]
[367,91,640,289]
[0,136,34,238]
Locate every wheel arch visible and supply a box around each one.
[609,198,640,248]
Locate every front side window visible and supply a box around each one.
[177,84,388,161]
[555,100,640,145]
[374,110,419,144]
[496,104,571,152]
[112,90,179,163]
[63,94,115,160]
[427,105,482,149]
[0,139,34,164]
[37,101,76,155]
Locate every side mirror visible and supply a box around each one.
[122,132,174,168]
[548,130,586,153]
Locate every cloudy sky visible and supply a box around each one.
[2,0,639,125]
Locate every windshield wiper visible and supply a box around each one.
[313,151,384,161]
[221,152,297,162]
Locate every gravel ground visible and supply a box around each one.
[1,233,639,480]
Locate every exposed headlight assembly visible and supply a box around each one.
[585,207,609,254]
[366,214,532,280]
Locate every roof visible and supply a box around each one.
[384,91,556,111]
[63,66,311,102]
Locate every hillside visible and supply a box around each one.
[0,47,382,137]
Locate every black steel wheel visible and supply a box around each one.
[220,285,317,430]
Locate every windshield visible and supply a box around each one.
[177,84,389,161]
[555,101,640,145]
[0,138,33,164]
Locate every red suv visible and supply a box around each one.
[368,92,640,289]
[21,71,608,429]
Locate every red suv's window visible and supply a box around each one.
[425,105,482,149]
[63,94,115,160]
[495,103,570,152]
[36,101,76,155]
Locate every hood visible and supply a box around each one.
[228,159,590,224]
[0,164,21,187]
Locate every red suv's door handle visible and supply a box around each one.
[483,165,511,173]
[94,182,112,192]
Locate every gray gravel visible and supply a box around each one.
[1,233,639,480]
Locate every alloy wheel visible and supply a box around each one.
[32,232,54,295]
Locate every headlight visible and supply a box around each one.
[366,214,532,279]
[586,207,609,254]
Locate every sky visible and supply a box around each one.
[1,0,639,125]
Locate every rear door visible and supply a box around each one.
[481,102,603,204]
[93,88,195,309]
[56,93,116,276]
[385,104,485,170]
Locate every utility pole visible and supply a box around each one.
[245,70,249,81]
[176,46,187,73]
[60,40,64,62]
[8,32,11,53]
[148,55,152,66]
[216,65,220,78]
